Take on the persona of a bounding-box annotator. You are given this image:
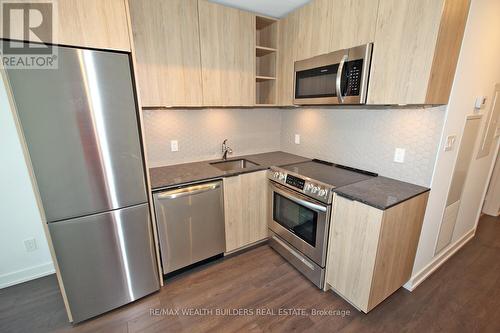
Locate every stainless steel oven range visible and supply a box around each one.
[267,159,377,288]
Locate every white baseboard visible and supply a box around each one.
[403,228,476,291]
[0,262,55,289]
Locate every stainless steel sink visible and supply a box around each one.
[210,159,259,172]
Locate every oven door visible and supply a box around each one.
[269,182,331,267]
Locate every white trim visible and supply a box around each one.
[403,228,475,291]
[476,139,500,227]
[0,262,55,289]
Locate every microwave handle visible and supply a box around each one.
[336,54,348,103]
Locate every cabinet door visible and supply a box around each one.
[0,0,130,50]
[326,193,428,312]
[223,171,268,252]
[367,0,444,104]
[198,0,255,106]
[128,0,203,107]
[58,0,130,50]
[241,170,268,244]
[326,195,383,312]
[277,10,300,106]
[329,0,378,51]
[223,175,244,252]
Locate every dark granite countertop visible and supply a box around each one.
[149,151,429,210]
[149,151,310,190]
[333,176,430,210]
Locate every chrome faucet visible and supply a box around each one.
[222,139,233,160]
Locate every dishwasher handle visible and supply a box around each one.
[156,181,221,200]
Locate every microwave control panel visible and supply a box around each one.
[345,59,363,97]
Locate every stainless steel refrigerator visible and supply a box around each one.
[4,42,160,323]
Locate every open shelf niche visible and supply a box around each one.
[255,15,278,106]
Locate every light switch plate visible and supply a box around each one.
[294,134,300,144]
[394,148,405,163]
[474,96,486,110]
[444,135,456,151]
[170,140,179,152]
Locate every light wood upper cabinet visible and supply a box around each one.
[0,0,131,51]
[277,10,300,106]
[325,193,429,313]
[58,0,130,51]
[367,0,470,105]
[425,0,471,104]
[223,171,268,253]
[278,0,469,106]
[198,0,255,106]
[296,0,378,61]
[278,0,378,106]
[128,0,203,107]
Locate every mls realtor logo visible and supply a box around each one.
[0,0,58,69]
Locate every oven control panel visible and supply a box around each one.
[268,169,332,204]
[285,174,305,190]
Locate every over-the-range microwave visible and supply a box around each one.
[293,43,373,105]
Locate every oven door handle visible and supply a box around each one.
[336,54,348,104]
[272,184,327,213]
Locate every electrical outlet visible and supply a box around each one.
[393,148,405,163]
[24,238,37,252]
[444,135,456,151]
[170,140,179,152]
[294,134,301,144]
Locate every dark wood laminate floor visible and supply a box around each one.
[1,215,499,333]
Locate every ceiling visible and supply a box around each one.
[209,0,311,18]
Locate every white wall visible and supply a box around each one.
[0,75,54,289]
[408,0,500,288]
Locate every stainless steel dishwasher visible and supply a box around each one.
[153,180,225,274]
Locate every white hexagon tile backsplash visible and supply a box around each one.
[280,106,446,187]
[143,106,446,187]
[143,108,282,168]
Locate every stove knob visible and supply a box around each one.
[311,186,320,194]
[279,173,286,181]
[273,171,280,179]
[319,189,327,197]
[304,183,313,192]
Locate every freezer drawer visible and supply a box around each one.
[154,181,225,274]
[48,203,159,323]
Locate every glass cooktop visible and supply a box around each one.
[281,159,376,188]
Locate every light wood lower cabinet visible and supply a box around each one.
[223,170,268,252]
[325,192,429,312]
